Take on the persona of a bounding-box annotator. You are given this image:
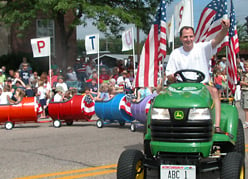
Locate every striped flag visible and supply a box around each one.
[119,96,132,116]
[194,0,228,52]
[174,0,193,36]
[227,0,239,94]
[134,0,167,88]
[81,95,95,116]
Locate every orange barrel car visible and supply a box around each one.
[0,97,41,130]
[48,95,95,128]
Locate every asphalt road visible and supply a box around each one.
[0,102,247,179]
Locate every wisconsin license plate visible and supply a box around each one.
[160,165,196,179]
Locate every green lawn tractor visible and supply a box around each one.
[117,70,245,179]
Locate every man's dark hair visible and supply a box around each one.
[179,26,194,37]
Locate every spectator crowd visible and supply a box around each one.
[0,55,248,126]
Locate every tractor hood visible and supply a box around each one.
[154,83,213,108]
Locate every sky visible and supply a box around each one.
[76,0,247,41]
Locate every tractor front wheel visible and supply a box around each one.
[117,149,145,179]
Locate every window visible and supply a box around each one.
[36,19,55,56]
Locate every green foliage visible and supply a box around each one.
[0,0,161,37]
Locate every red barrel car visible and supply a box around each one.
[0,97,41,130]
[48,95,95,128]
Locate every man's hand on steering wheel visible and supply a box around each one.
[172,69,205,83]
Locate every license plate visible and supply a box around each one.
[160,165,196,179]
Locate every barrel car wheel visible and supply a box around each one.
[130,122,136,132]
[5,121,14,130]
[53,119,61,128]
[96,119,104,128]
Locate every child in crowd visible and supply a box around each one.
[108,86,116,99]
[135,87,152,102]
[37,80,47,118]
[83,87,94,101]
[0,85,12,104]
[214,70,225,98]
[95,83,110,101]
[25,84,35,97]
[9,88,25,104]
[53,86,64,102]
[88,79,98,97]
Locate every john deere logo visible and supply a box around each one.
[174,111,184,120]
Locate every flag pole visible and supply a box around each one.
[191,0,194,28]
[132,27,136,80]
[97,38,100,92]
[48,37,52,92]
[225,46,229,98]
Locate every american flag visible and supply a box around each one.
[119,96,132,116]
[81,94,95,116]
[194,0,228,52]
[227,0,239,94]
[135,0,167,88]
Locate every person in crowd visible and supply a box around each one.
[8,69,15,82]
[19,57,32,73]
[100,67,110,83]
[66,66,78,81]
[86,60,94,79]
[111,66,120,81]
[1,66,6,76]
[240,61,248,128]
[37,80,47,118]
[53,86,64,102]
[135,87,152,102]
[117,70,132,94]
[40,72,51,101]
[166,19,230,133]
[219,57,227,72]
[88,78,98,98]
[86,71,103,84]
[20,63,31,85]
[8,88,25,104]
[0,85,12,104]
[13,71,26,87]
[108,86,116,99]
[82,86,94,101]
[47,69,58,90]
[95,83,110,101]
[56,76,68,92]
[214,70,226,98]
[117,60,125,74]
[25,84,35,97]
[30,71,40,90]
[74,57,87,82]
[0,69,6,86]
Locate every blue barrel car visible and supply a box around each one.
[95,93,135,129]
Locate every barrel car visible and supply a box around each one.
[0,97,42,130]
[48,94,95,128]
[130,94,157,132]
[95,93,135,129]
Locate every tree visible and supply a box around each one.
[0,0,165,68]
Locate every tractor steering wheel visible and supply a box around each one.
[174,69,205,83]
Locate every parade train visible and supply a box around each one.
[0,93,155,130]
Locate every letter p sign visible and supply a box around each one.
[37,41,45,53]
[31,37,51,58]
